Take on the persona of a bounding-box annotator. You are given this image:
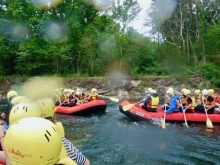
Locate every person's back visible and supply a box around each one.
[166,89,179,114]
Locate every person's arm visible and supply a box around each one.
[62,137,90,165]
[143,97,151,107]
[0,126,8,163]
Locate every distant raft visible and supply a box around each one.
[119,100,220,123]
[55,100,106,115]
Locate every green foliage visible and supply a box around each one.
[0,0,219,88]
[198,62,220,87]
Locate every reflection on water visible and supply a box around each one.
[1,101,220,165]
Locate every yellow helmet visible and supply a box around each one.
[151,90,157,94]
[11,96,27,105]
[166,88,174,95]
[202,89,208,96]
[35,97,55,118]
[4,117,62,165]
[147,88,152,92]
[184,89,191,95]
[91,88,97,92]
[208,89,214,94]
[195,89,201,95]
[9,102,44,125]
[7,90,18,101]
[181,88,186,93]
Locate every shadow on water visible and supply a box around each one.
[1,101,220,165]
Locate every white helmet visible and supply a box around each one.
[166,88,174,95]
[91,88,97,92]
[202,89,208,96]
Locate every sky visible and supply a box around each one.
[131,0,152,35]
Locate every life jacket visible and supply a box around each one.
[78,93,84,101]
[212,93,219,103]
[147,96,159,109]
[205,94,214,108]
[196,94,202,104]
[60,94,65,102]
[185,95,195,111]
[89,93,98,101]
[181,96,187,105]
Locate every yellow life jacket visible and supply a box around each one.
[59,143,77,165]
[148,96,159,109]
[90,93,98,101]
[57,157,77,165]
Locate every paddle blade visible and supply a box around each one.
[109,97,119,102]
[162,120,166,129]
[122,104,135,111]
[206,118,214,129]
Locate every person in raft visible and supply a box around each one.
[36,97,90,165]
[194,89,202,105]
[3,90,18,125]
[0,117,79,165]
[208,89,220,104]
[141,90,159,112]
[194,89,215,114]
[67,90,77,107]
[165,88,180,114]
[88,88,99,101]
[0,99,90,165]
[182,89,196,113]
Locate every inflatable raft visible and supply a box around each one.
[119,100,220,123]
[55,100,106,115]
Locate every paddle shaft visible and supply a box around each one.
[202,96,214,128]
[179,99,189,127]
[162,103,166,129]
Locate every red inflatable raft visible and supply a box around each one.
[119,100,220,123]
[55,100,106,115]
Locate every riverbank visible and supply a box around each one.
[0,74,213,101]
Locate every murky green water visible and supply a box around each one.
[1,101,220,165]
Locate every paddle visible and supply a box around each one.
[202,96,214,129]
[162,105,166,129]
[122,100,144,111]
[100,95,119,102]
[179,99,189,128]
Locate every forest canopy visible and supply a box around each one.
[0,0,219,86]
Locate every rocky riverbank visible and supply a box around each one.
[0,74,214,101]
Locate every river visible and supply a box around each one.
[1,101,220,165]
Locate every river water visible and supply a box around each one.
[1,101,220,165]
